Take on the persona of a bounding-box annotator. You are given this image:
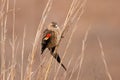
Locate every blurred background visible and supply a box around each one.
[0,0,120,80]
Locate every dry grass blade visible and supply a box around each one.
[0,0,9,80]
[25,0,53,80]
[61,0,86,38]
[68,56,81,80]
[6,63,16,80]
[9,0,16,79]
[71,0,87,23]
[53,25,78,80]
[68,27,90,80]
[1,63,16,74]
[44,56,53,80]
[54,22,80,80]
[55,0,86,58]
[54,0,87,79]
[63,55,73,80]
[76,26,90,80]
[31,57,46,79]
[0,0,6,14]
[60,0,79,41]
[97,37,113,80]
[62,0,77,28]
[36,57,46,80]
[21,27,26,80]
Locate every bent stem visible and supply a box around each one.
[25,0,53,80]
[97,37,112,80]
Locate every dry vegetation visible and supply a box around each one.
[0,0,114,80]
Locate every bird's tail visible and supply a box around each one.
[52,53,67,71]
[41,45,46,54]
[61,63,67,71]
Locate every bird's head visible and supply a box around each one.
[47,22,60,32]
[50,22,59,28]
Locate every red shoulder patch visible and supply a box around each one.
[46,33,51,38]
[44,33,51,40]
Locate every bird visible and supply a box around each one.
[41,22,67,71]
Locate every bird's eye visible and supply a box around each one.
[52,24,58,28]
[55,24,58,28]
[50,22,58,28]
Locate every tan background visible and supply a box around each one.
[1,0,120,80]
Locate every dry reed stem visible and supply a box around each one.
[71,0,87,23]
[43,49,57,80]
[63,55,73,80]
[1,63,16,74]
[54,21,78,80]
[6,63,16,80]
[21,27,26,80]
[31,57,46,79]
[50,0,85,74]
[68,56,81,80]
[1,0,9,80]
[54,58,57,75]
[9,0,16,79]
[53,26,77,80]
[70,1,82,23]
[7,72,11,80]
[54,1,86,79]
[71,0,82,15]
[60,0,78,41]
[44,56,53,80]
[97,37,112,80]
[36,57,46,80]
[0,0,6,14]
[4,0,9,30]
[68,26,90,80]
[76,26,90,80]
[62,0,77,28]
[0,3,5,80]
[61,0,86,38]
[25,0,53,80]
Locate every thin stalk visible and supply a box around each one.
[63,55,73,80]
[76,26,90,80]
[54,1,86,79]
[68,56,81,80]
[54,22,78,80]
[71,0,87,23]
[1,0,9,80]
[36,56,46,80]
[44,56,53,80]
[25,0,53,80]
[10,0,16,80]
[21,27,26,80]
[97,37,112,80]
[60,0,77,40]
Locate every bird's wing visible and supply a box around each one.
[41,29,52,54]
[42,29,52,41]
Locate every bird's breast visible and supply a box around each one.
[47,32,58,48]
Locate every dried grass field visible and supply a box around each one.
[0,0,120,80]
